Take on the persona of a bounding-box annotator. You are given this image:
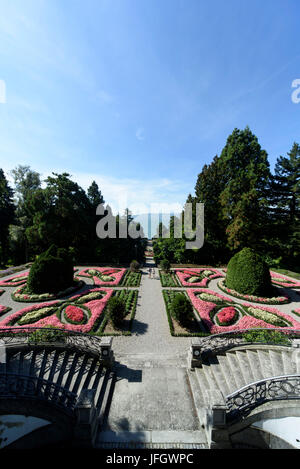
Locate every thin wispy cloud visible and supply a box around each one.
[135,127,145,141]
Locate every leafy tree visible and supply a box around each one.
[10,165,41,263]
[0,169,15,265]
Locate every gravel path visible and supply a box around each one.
[112,258,190,365]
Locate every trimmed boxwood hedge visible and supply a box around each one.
[226,247,272,296]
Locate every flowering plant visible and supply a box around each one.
[270,271,300,288]
[217,278,290,304]
[176,268,224,287]
[0,288,114,333]
[77,267,126,286]
[187,288,300,334]
[0,272,29,287]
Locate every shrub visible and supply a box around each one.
[226,247,272,296]
[27,244,74,294]
[171,293,194,327]
[160,259,170,273]
[243,329,290,346]
[28,326,66,344]
[107,296,126,328]
[130,260,140,272]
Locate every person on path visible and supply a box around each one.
[148,268,151,278]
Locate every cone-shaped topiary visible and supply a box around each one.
[27,244,74,294]
[225,247,272,296]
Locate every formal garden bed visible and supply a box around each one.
[175,268,224,287]
[96,289,139,336]
[162,289,209,337]
[270,271,300,288]
[77,267,126,286]
[0,271,29,287]
[0,305,11,316]
[217,278,290,304]
[159,270,180,287]
[11,278,85,302]
[186,288,300,334]
[120,269,142,287]
[0,288,114,332]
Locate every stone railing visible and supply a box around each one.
[188,328,300,368]
[226,374,300,423]
[0,372,78,415]
[0,327,114,366]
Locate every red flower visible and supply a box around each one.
[65,305,85,323]
[217,307,236,324]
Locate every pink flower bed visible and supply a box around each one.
[176,268,224,287]
[0,271,29,287]
[187,288,300,334]
[217,307,236,325]
[64,305,85,323]
[0,288,114,333]
[77,267,126,286]
[270,271,300,288]
[217,278,289,304]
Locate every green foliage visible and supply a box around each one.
[130,260,140,272]
[0,169,15,266]
[243,329,290,346]
[226,247,272,296]
[171,293,194,327]
[27,244,74,294]
[28,326,66,344]
[107,296,126,328]
[160,258,170,272]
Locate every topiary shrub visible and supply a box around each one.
[171,293,194,327]
[160,259,170,273]
[107,296,126,328]
[27,244,74,294]
[226,247,272,296]
[130,260,140,272]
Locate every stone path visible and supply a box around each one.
[98,253,208,446]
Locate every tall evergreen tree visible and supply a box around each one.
[0,169,15,265]
[269,142,300,265]
[218,127,271,251]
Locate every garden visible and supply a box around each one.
[0,245,141,337]
[160,248,300,338]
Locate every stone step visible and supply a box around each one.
[257,350,275,378]
[235,350,256,384]
[96,430,208,449]
[186,369,207,425]
[216,355,239,395]
[245,350,264,382]
[206,355,230,397]
[282,351,297,375]
[269,350,284,376]
[226,352,246,390]
[97,368,115,424]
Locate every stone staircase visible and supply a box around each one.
[1,347,115,424]
[188,347,300,411]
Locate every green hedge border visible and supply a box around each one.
[159,270,181,288]
[162,289,210,337]
[93,289,139,336]
[120,270,142,287]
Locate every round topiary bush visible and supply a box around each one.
[27,244,74,294]
[130,260,140,272]
[171,293,194,327]
[225,248,272,296]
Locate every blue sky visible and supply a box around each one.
[0,0,299,216]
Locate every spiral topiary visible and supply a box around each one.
[27,244,74,294]
[225,247,272,296]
